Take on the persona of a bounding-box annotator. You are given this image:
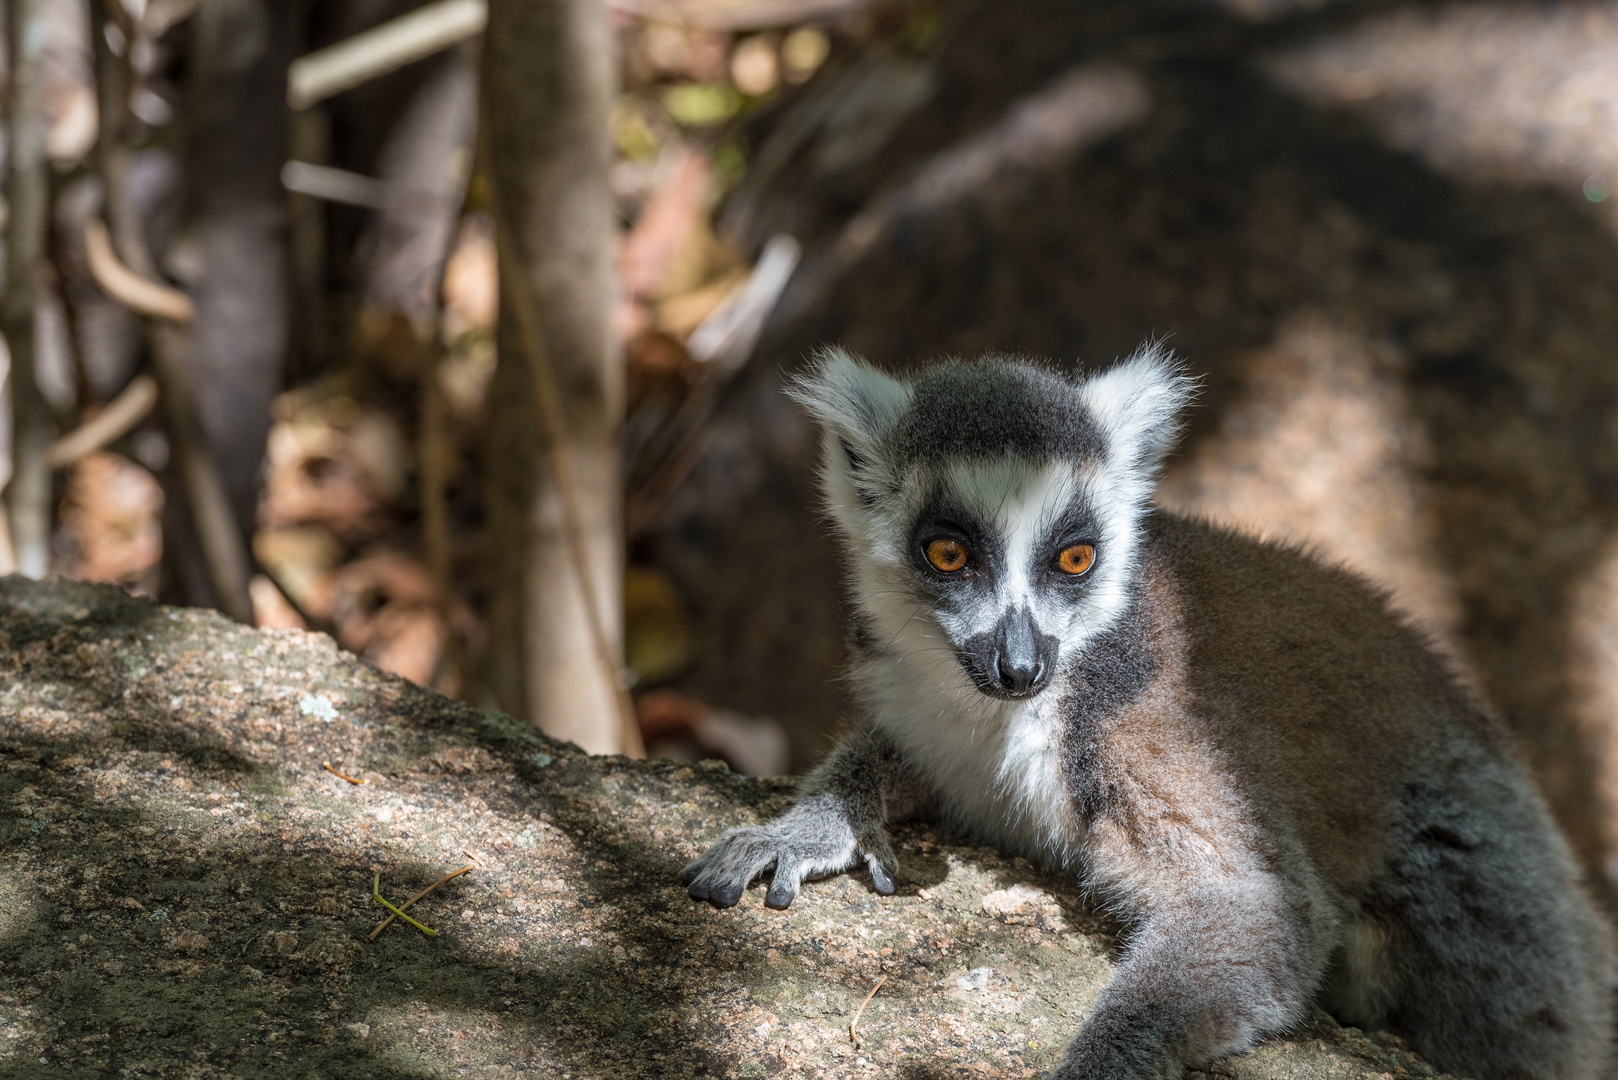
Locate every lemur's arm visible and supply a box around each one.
[682,723,926,909]
[1054,887,1320,1080]
[1054,867,1324,1080]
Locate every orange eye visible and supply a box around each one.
[926,538,969,573]
[1057,544,1095,575]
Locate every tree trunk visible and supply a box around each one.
[4,0,54,579]
[166,0,299,589]
[360,44,477,336]
[87,0,256,623]
[480,0,628,754]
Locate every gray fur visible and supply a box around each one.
[682,724,924,908]
[898,357,1106,464]
[683,347,1615,1080]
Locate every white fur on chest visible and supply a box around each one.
[858,653,1087,869]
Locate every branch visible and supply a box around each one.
[607,0,870,31]
[287,0,486,110]
[626,234,799,536]
[279,161,387,209]
[47,374,159,470]
[685,234,800,368]
[420,355,469,696]
[81,218,195,324]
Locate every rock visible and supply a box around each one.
[956,967,994,991]
[982,882,1050,917]
[0,576,1453,1079]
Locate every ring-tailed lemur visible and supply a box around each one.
[680,346,1615,1080]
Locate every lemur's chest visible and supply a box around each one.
[866,667,1087,869]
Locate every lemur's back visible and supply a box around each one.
[1119,513,1614,1079]
[1135,512,1503,878]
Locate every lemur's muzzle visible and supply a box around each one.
[960,606,1059,700]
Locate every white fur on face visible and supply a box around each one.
[938,458,1067,639]
[849,457,1145,671]
[839,455,1156,870]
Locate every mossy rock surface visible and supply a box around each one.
[0,577,1452,1079]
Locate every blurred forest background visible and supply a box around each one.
[4,0,1618,910]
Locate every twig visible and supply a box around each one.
[280,161,387,209]
[849,973,887,1047]
[82,218,195,323]
[371,873,437,937]
[368,865,473,940]
[5,0,55,579]
[483,141,645,758]
[254,563,326,632]
[322,761,366,785]
[608,0,870,32]
[47,374,158,469]
[287,0,486,110]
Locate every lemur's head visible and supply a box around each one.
[791,346,1192,702]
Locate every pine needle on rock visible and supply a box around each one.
[369,865,474,940]
[322,762,366,784]
[371,872,437,937]
[849,974,886,1048]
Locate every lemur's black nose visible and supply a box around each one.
[993,606,1049,697]
[960,606,1058,699]
[996,653,1045,696]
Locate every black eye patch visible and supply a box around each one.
[1041,503,1100,548]
[909,499,1003,584]
[1034,503,1102,579]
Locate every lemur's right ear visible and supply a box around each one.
[787,347,912,501]
[1078,342,1196,473]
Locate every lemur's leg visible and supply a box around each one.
[1052,881,1327,1080]
[682,723,924,909]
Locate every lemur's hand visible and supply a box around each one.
[681,792,898,909]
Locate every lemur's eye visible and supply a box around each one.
[925,538,969,573]
[1057,544,1096,576]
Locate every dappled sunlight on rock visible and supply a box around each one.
[1272,2,1618,218]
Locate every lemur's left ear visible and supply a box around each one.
[1078,343,1196,471]
[787,347,913,500]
